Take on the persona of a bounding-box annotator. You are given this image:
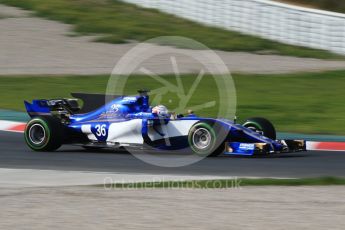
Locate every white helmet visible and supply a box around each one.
[152,105,169,118]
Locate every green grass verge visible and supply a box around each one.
[2,71,345,134]
[1,70,345,134]
[102,177,345,189]
[0,0,341,59]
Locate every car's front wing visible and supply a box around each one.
[224,140,306,156]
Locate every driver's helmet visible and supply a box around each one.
[152,105,169,118]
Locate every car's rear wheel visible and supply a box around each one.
[188,122,227,157]
[24,116,62,151]
[243,117,276,140]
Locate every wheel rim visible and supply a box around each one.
[28,124,46,145]
[192,128,212,150]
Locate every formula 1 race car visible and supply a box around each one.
[24,90,306,156]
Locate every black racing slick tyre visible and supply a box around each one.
[24,116,63,151]
[188,122,227,157]
[243,117,276,140]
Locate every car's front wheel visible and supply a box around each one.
[24,116,62,151]
[188,122,226,157]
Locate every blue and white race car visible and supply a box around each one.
[24,90,306,156]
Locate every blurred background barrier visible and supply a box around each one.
[123,0,345,55]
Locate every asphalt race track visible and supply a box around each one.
[1,131,344,178]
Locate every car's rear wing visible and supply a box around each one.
[24,93,121,117]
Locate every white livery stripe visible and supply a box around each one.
[148,120,199,141]
[81,124,97,141]
[108,119,143,144]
